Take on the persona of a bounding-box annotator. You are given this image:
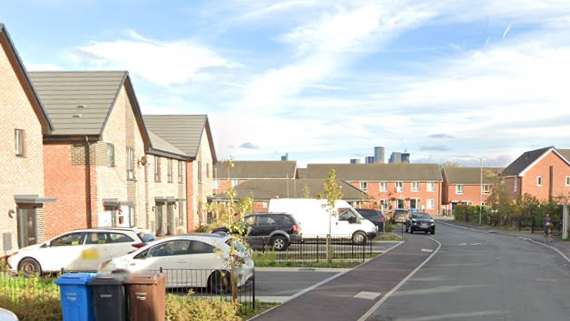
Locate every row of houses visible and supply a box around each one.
[1,24,217,258]
[211,146,570,216]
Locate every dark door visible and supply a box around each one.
[17,207,37,248]
[166,203,174,235]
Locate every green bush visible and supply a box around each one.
[166,295,241,321]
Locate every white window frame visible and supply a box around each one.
[178,161,184,184]
[379,182,387,192]
[231,179,239,187]
[482,184,490,194]
[167,159,173,183]
[427,182,435,192]
[410,198,419,209]
[411,181,419,192]
[360,181,368,192]
[395,182,403,192]
[456,185,464,194]
[537,176,542,186]
[427,199,435,209]
[126,148,134,180]
[514,177,517,192]
[15,129,25,156]
[107,144,115,167]
[213,179,220,189]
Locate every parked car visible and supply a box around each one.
[98,234,254,293]
[405,212,436,234]
[7,227,156,276]
[0,308,18,321]
[391,209,410,224]
[355,209,385,232]
[212,213,301,251]
[268,198,377,244]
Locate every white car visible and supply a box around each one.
[98,234,254,293]
[7,227,156,276]
[0,308,18,321]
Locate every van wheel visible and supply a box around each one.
[19,258,41,277]
[208,270,231,294]
[271,235,289,251]
[352,231,367,245]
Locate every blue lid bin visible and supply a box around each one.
[54,273,97,321]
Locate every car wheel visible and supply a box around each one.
[208,270,231,294]
[409,227,414,234]
[352,231,367,245]
[430,228,435,235]
[19,258,41,277]
[271,235,289,251]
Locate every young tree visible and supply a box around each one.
[323,169,343,263]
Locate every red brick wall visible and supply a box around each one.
[354,181,442,215]
[43,142,97,239]
[521,151,570,201]
[213,179,244,195]
[444,184,491,205]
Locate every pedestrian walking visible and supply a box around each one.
[542,213,553,243]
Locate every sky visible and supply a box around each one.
[2,0,570,168]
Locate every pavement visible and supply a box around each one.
[440,219,570,260]
[250,235,438,321]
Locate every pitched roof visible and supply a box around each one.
[443,167,503,185]
[0,24,53,133]
[143,115,216,161]
[296,168,307,179]
[502,146,554,176]
[28,71,150,146]
[214,161,297,179]
[147,131,186,157]
[212,179,369,201]
[306,163,443,181]
[558,149,570,162]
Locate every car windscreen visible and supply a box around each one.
[412,213,432,219]
[138,232,157,243]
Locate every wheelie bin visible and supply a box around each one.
[54,272,97,321]
[88,273,128,321]
[124,273,166,321]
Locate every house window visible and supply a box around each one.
[262,202,268,209]
[231,179,239,187]
[395,182,403,192]
[456,185,464,194]
[411,182,419,192]
[427,199,435,209]
[213,179,220,189]
[167,159,173,183]
[514,177,517,192]
[126,148,134,180]
[107,144,115,166]
[482,185,490,194]
[15,129,25,156]
[154,157,161,182]
[206,163,210,178]
[410,198,419,209]
[379,182,387,192]
[427,182,435,192]
[198,161,202,184]
[360,182,368,192]
[566,176,570,186]
[537,176,542,186]
[178,161,184,183]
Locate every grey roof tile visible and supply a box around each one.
[214,161,297,179]
[147,131,186,156]
[306,163,443,181]
[502,146,554,176]
[443,167,503,185]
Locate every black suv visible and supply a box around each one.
[355,209,385,231]
[212,213,301,251]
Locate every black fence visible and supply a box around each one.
[482,216,564,235]
[253,234,374,263]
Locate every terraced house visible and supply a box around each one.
[307,163,443,215]
[144,115,217,231]
[213,160,297,195]
[29,71,152,239]
[442,166,503,216]
[0,24,55,257]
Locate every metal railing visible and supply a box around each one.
[484,216,564,234]
[254,234,374,263]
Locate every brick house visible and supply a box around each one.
[143,115,217,231]
[442,166,503,216]
[501,147,570,202]
[212,178,369,212]
[307,163,443,215]
[29,71,151,239]
[213,161,297,195]
[0,24,55,256]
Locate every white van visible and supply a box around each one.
[268,198,377,244]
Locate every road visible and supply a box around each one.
[366,223,570,321]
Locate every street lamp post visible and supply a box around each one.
[479,158,483,225]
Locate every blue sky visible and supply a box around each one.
[3,0,570,167]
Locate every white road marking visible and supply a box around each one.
[357,237,442,321]
[421,248,434,253]
[459,243,466,245]
[471,243,481,245]
[354,291,381,300]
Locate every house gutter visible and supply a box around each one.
[86,136,93,228]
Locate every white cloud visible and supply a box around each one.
[68,30,239,87]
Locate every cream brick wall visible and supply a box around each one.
[190,128,214,228]
[146,155,187,235]
[97,86,147,229]
[0,40,47,256]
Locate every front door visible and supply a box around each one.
[166,203,174,235]
[156,204,164,237]
[17,207,37,248]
